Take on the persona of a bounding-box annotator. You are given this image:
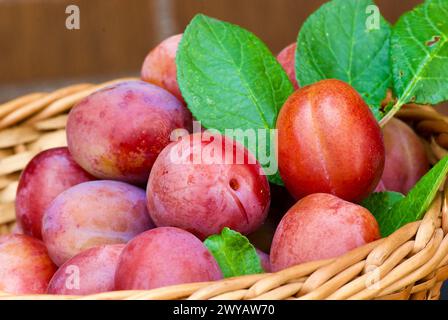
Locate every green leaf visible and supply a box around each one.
[177,14,294,185]
[376,156,448,237]
[391,0,448,106]
[361,191,405,217]
[296,0,391,109]
[204,227,264,278]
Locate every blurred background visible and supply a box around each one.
[0,0,424,102]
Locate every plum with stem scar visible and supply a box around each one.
[146,132,270,239]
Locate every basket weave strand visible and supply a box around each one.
[0,79,448,300]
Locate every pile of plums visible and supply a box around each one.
[0,35,428,295]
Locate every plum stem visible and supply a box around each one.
[379,100,404,128]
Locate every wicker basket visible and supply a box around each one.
[1,79,448,300]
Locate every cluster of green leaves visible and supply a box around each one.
[386,0,448,123]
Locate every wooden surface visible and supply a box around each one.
[0,0,423,89]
